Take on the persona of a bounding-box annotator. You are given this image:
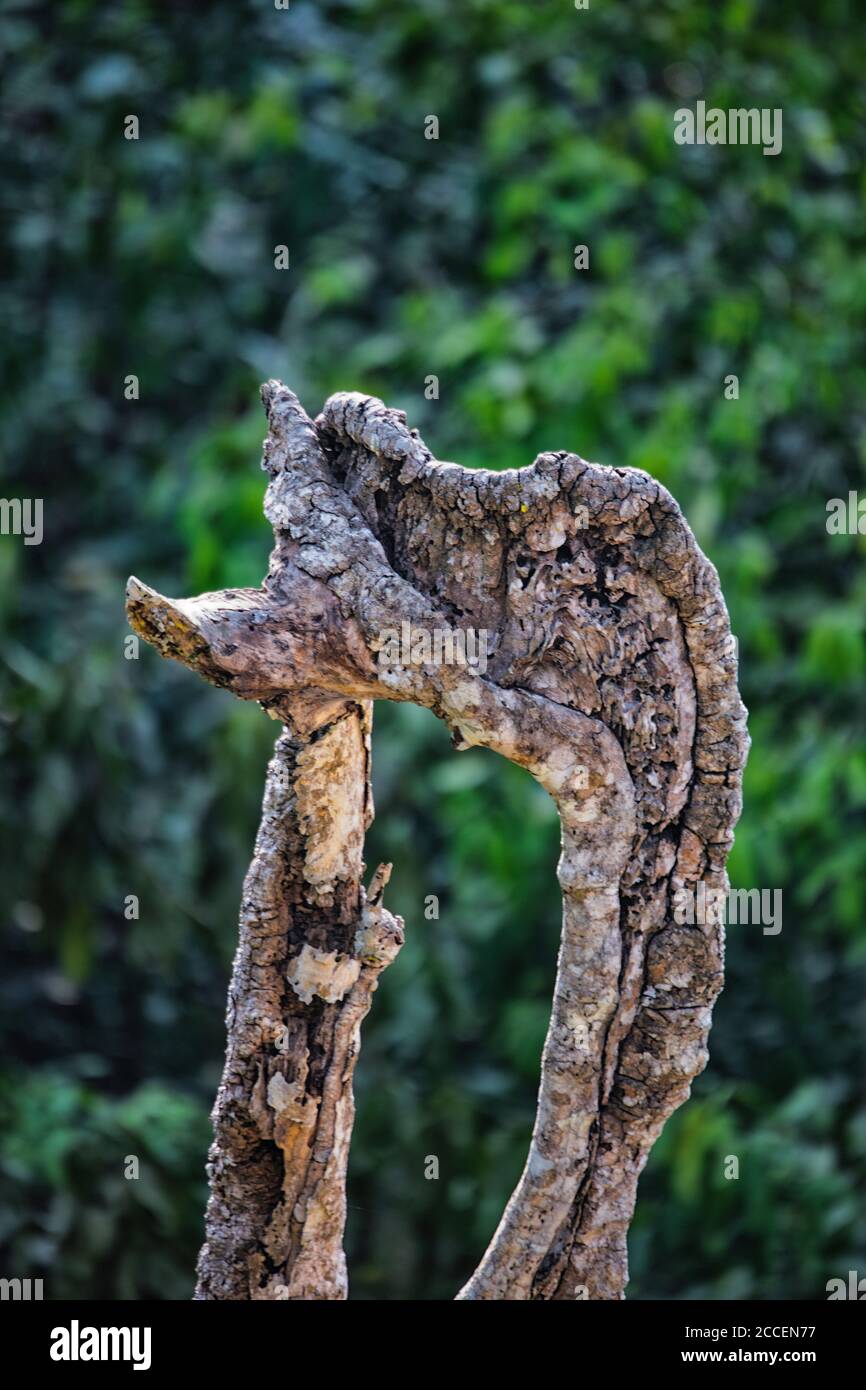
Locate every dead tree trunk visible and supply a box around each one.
[126,381,748,1300]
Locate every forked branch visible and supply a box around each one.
[127,382,748,1300]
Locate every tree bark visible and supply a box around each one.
[127,381,748,1300]
[189,712,402,1300]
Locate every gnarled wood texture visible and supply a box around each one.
[127,381,748,1300]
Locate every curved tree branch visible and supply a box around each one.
[127,381,748,1300]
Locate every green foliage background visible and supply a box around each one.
[1,0,864,1300]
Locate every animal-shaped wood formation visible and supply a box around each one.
[127,382,748,1300]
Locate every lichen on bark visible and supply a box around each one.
[127,381,748,1300]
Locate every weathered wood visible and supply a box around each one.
[127,381,748,1300]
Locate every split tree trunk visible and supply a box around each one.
[127,382,748,1300]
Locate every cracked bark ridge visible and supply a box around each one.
[126,380,748,1301]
